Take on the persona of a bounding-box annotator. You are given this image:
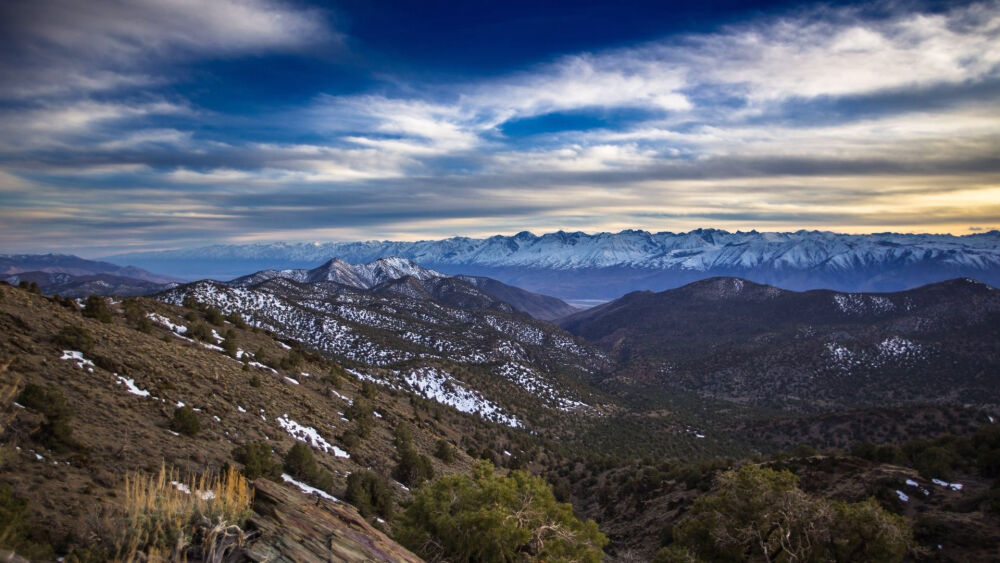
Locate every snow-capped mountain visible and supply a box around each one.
[229,257,445,290]
[107,229,1000,299]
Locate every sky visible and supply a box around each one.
[0,0,998,256]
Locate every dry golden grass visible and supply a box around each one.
[115,464,253,562]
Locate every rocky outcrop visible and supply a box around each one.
[245,479,421,563]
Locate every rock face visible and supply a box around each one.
[245,479,422,563]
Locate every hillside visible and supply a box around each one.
[560,277,1000,411]
[0,282,573,560]
[106,229,1000,299]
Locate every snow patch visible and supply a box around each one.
[276,415,349,458]
[281,473,338,502]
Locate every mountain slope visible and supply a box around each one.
[230,257,577,321]
[159,276,607,423]
[106,229,1000,298]
[1,253,178,284]
[455,275,579,320]
[560,277,1000,410]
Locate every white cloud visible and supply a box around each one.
[0,0,334,99]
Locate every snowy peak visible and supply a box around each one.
[232,256,445,290]
[350,257,445,287]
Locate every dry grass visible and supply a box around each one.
[115,464,253,562]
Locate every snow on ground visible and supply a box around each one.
[249,361,278,374]
[833,294,896,315]
[115,375,150,397]
[147,313,188,334]
[282,473,338,502]
[350,367,521,427]
[402,367,521,428]
[60,350,94,371]
[284,376,300,385]
[276,415,350,458]
[495,362,588,411]
[932,478,963,491]
[171,481,215,500]
[895,490,910,502]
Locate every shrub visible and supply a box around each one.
[283,443,334,493]
[54,325,93,353]
[394,445,435,488]
[17,383,78,452]
[117,464,252,561]
[231,442,281,480]
[396,461,607,562]
[222,331,238,357]
[434,439,455,463]
[277,349,303,371]
[249,374,261,388]
[204,307,224,326]
[82,296,112,323]
[187,322,213,343]
[226,313,246,328]
[0,484,54,560]
[669,464,912,562]
[170,406,200,437]
[361,381,378,399]
[345,470,393,520]
[346,397,374,438]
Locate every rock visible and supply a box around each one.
[244,478,421,562]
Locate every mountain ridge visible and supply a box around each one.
[104,229,1000,299]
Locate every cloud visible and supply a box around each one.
[0,0,334,99]
[1,0,999,253]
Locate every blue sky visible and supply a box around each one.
[0,0,998,256]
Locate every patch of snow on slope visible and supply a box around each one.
[115,375,150,397]
[496,362,587,411]
[60,350,94,371]
[147,313,187,334]
[276,415,349,458]
[281,473,338,501]
[401,367,521,427]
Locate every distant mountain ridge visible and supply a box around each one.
[105,229,1000,299]
[1,253,179,284]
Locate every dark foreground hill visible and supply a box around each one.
[560,277,1000,411]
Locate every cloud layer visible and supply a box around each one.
[0,0,998,254]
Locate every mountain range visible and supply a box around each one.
[105,229,1000,300]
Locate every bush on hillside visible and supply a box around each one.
[395,461,607,562]
[17,384,78,452]
[54,325,93,353]
[170,406,200,437]
[231,442,281,480]
[283,443,334,493]
[659,464,912,562]
[82,296,112,323]
[345,470,393,520]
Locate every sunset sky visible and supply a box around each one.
[1,0,998,256]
